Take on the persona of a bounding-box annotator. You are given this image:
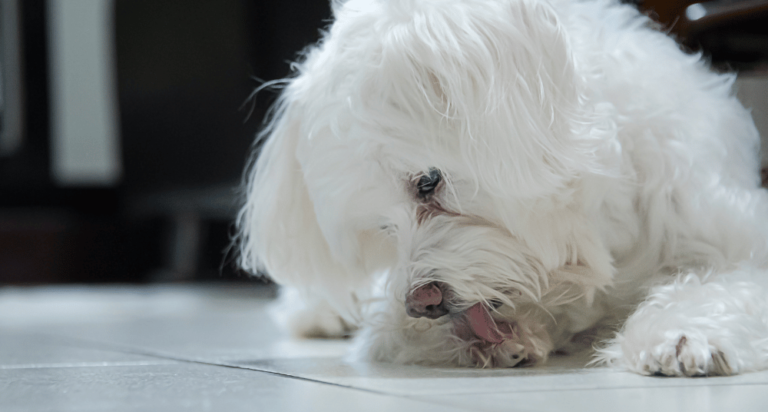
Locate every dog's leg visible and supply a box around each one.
[597,270,768,376]
[269,286,355,338]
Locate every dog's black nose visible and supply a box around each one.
[405,282,449,319]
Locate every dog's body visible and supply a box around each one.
[238,0,768,376]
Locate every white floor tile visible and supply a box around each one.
[4,284,768,411]
[223,356,768,397]
[416,383,768,412]
[0,363,473,412]
[0,285,285,360]
[0,333,175,369]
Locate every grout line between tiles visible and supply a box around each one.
[23,332,768,397]
[210,361,768,397]
[19,332,481,412]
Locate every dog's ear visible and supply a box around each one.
[237,95,369,318]
[379,0,611,199]
[237,99,317,284]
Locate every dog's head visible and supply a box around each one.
[239,0,616,365]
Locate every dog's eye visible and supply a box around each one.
[417,168,441,198]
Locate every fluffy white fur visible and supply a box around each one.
[237,0,768,376]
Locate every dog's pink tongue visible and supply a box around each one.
[466,303,504,344]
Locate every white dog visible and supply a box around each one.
[237,0,768,376]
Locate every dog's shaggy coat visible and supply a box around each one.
[238,0,768,376]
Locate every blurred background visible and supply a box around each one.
[0,0,766,285]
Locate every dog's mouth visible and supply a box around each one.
[406,282,515,344]
[462,302,515,344]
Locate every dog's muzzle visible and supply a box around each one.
[405,282,450,319]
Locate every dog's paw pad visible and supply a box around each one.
[639,334,732,377]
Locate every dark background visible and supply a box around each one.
[0,0,765,285]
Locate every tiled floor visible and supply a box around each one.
[1,284,767,411]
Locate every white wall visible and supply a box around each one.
[48,0,121,186]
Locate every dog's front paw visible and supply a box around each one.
[269,287,354,339]
[463,319,551,368]
[468,338,530,368]
[626,332,732,377]
[596,274,768,376]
